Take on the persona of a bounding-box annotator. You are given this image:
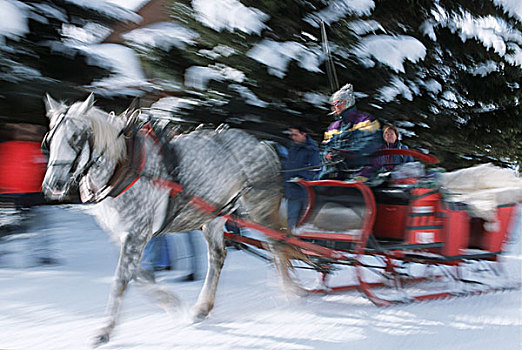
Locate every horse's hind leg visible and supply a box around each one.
[192,217,226,320]
[94,231,148,346]
[242,190,306,294]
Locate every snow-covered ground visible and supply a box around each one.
[0,204,521,350]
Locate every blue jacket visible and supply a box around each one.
[375,141,414,171]
[283,135,321,199]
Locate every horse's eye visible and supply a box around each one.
[69,132,85,150]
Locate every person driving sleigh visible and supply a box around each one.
[319,83,382,181]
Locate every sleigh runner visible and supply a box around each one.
[224,149,520,306]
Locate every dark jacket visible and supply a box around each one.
[320,107,382,179]
[375,141,414,171]
[283,135,321,199]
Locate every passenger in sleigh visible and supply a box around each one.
[373,124,427,185]
[374,124,414,171]
[318,83,383,182]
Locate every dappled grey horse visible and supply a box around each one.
[42,94,295,346]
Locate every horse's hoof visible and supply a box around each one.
[93,333,110,347]
[191,313,206,323]
[181,273,195,282]
[191,310,208,323]
[190,305,211,323]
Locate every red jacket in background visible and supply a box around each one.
[0,141,47,194]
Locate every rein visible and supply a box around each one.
[280,164,323,173]
[281,159,344,173]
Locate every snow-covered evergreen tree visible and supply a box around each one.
[123,0,522,168]
[0,0,137,125]
[0,0,520,169]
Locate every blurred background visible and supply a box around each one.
[0,0,520,171]
[0,4,520,342]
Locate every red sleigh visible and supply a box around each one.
[224,149,519,305]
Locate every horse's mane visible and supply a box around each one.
[69,103,127,162]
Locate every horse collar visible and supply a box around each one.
[108,128,147,198]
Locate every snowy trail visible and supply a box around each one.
[0,205,521,350]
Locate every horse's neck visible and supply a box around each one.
[137,132,166,178]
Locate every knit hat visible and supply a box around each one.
[330,83,355,109]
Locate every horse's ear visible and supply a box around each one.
[128,97,140,113]
[77,93,95,116]
[121,97,140,120]
[44,94,60,117]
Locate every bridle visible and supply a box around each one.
[43,108,148,202]
[42,110,98,194]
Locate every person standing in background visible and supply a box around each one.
[0,123,56,265]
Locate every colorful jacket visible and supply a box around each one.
[320,107,382,179]
[283,135,321,199]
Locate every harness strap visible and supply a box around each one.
[107,129,146,198]
[83,124,252,235]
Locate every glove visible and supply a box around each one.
[326,149,356,163]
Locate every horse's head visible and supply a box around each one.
[42,94,96,200]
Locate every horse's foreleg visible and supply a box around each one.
[94,232,146,346]
[192,217,226,321]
